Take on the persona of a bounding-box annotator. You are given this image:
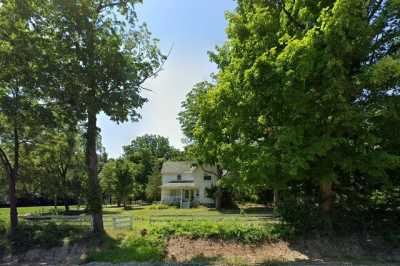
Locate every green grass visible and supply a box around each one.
[0,204,274,225]
[0,205,73,225]
[86,233,165,263]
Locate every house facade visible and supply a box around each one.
[160,161,217,208]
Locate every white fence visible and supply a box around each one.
[103,216,133,229]
[24,214,134,230]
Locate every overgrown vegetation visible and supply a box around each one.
[277,180,400,242]
[148,204,175,210]
[87,219,284,263]
[87,234,165,263]
[150,221,281,244]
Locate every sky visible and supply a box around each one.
[98,0,237,158]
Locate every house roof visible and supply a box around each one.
[161,161,197,175]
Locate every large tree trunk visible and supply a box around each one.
[9,169,18,234]
[320,182,333,213]
[54,194,58,211]
[9,125,19,234]
[86,111,104,234]
[273,189,279,207]
[320,181,333,229]
[64,200,70,212]
[215,165,223,210]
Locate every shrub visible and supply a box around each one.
[148,204,175,210]
[150,221,277,244]
[277,194,324,235]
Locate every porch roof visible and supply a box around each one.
[160,182,196,189]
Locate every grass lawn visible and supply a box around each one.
[0,203,275,226]
[0,205,66,225]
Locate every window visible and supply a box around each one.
[177,174,182,181]
[204,175,212,181]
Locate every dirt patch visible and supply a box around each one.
[166,236,400,265]
[0,243,88,266]
[167,237,308,264]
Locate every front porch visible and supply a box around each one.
[160,183,198,208]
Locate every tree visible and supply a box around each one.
[100,159,138,208]
[46,0,165,233]
[190,0,400,225]
[178,81,227,209]
[145,159,163,202]
[124,134,178,159]
[32,123,86,211]
[123,134,180,199]
[0,0,51,233]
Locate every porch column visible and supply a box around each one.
[180,189,183,207]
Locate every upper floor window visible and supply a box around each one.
[204,175,212,181]
[177,174,182,181]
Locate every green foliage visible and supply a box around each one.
[180,0,400,229]
[150,221,278,244]
[277,177,400,236]
[122,134,182,201]
[87,234,165,263]
[124,134,179,160]
[100,159,139,207]
[148,203,175,210]
[42,0,166,232]
[145,170,162,202]
[29,126,87,208]
[277,193,324,235]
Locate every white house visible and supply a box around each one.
[160,161,217,208]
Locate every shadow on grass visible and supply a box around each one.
[7,222,90,254]
[102,209,124,215]
[185,254,311,266]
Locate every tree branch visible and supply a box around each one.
[97,1,125,12]
[0,146,13,176]
[278,0,305,30]
[135,43,173,87]
[368,0,385,21]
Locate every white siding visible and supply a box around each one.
[161,163,218,205]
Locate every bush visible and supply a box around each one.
[277,194,324,235]
[148,204,175,210]
[150,221,277,244]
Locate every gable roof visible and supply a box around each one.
[161,161,197,175]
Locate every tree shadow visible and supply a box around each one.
[7,222,90,254]
[102,209,123,215]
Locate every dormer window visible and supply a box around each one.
[177,174,182,181]
[204,175,212,181]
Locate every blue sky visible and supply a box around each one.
[99,0,237,158]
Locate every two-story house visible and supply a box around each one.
[160,161,217,208]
